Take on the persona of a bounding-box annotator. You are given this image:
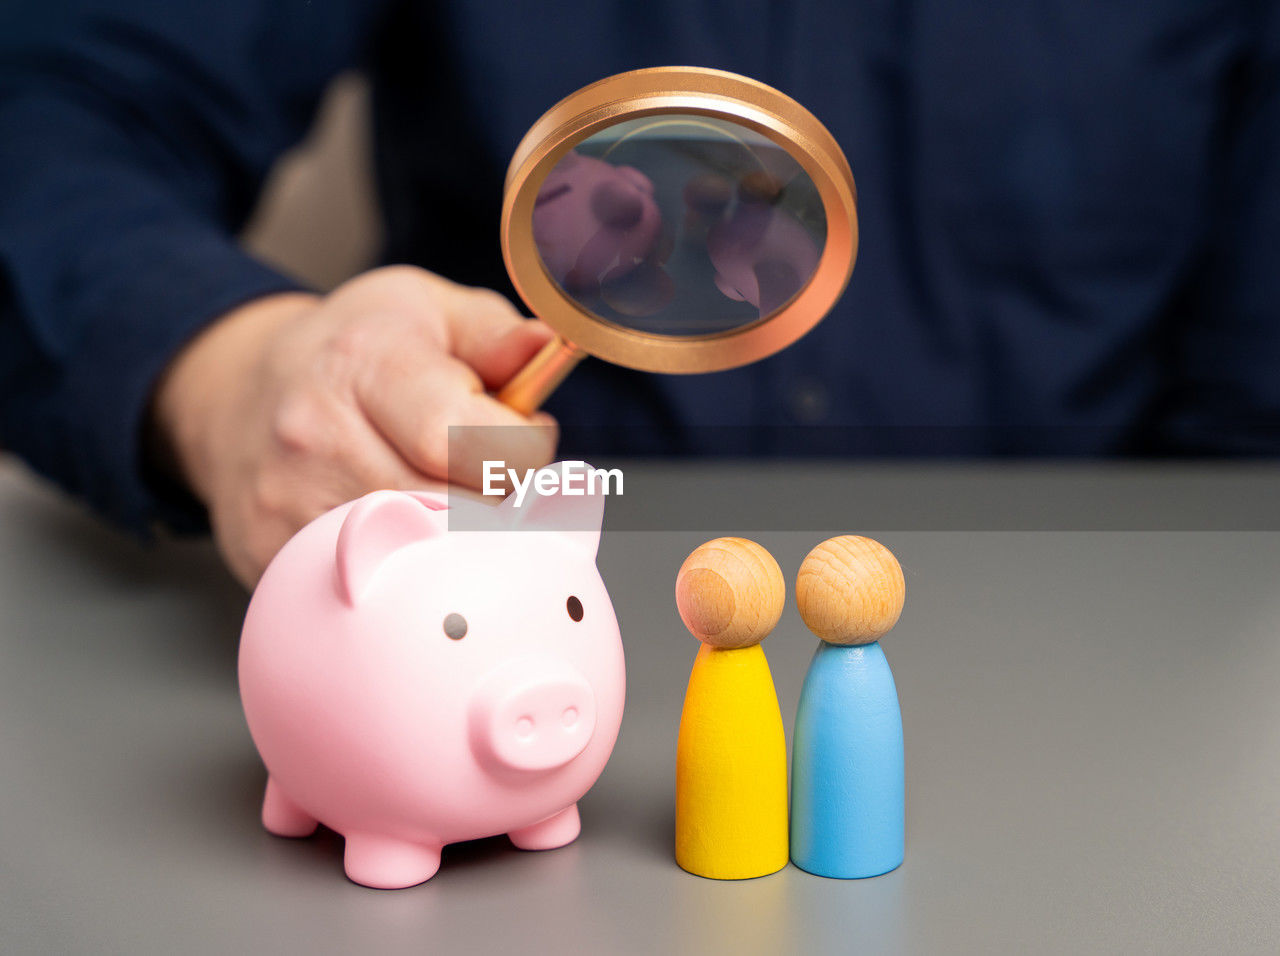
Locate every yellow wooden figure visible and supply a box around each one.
[674,537,789,879]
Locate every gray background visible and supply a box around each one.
[3,459,1279,954]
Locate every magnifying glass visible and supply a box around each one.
[496,66,858,416]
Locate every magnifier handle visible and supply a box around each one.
[497,336,587,416]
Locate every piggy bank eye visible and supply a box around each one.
[442,613,468,640]
[566,596,584,622]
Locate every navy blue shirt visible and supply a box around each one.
[2,0,1278,533]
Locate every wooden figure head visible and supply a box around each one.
[675,537,785,649]
[796,536,905,645]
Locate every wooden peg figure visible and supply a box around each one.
[791,535,906,879]
[674,537,788,879]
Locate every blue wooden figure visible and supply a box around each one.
[790,535,906,879]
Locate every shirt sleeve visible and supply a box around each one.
[0,0,387,532]
[1158,1,1280,454]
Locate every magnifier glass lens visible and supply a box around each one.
[531,115,827,336]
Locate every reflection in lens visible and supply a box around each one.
[600,260,675,316]
[683,173,733,217]
[530,115,826,336]
[708,172,822,317]
[533,152,662,298]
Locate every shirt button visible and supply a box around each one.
[788,379,830,423]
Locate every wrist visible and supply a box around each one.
[148,292,320,505]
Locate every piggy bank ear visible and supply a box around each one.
[336,491,447,606]
[403,490,450,512]
[501,461,605,557]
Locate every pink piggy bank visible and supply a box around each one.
[238,463,626,889]
[707,174,822,317]
[532,151,663,294]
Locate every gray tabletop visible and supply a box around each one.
[3,458,1279,954]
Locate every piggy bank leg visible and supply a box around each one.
[508,804,581,851]
[343,833,443,889]
[261,776,318,838]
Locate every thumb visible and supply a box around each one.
[442,287,557,390]
[470,319,558,390]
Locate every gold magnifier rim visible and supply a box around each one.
[500,66,858,375]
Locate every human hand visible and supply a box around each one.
[150,266,557,588]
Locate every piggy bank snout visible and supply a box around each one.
[471,661,598,773]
